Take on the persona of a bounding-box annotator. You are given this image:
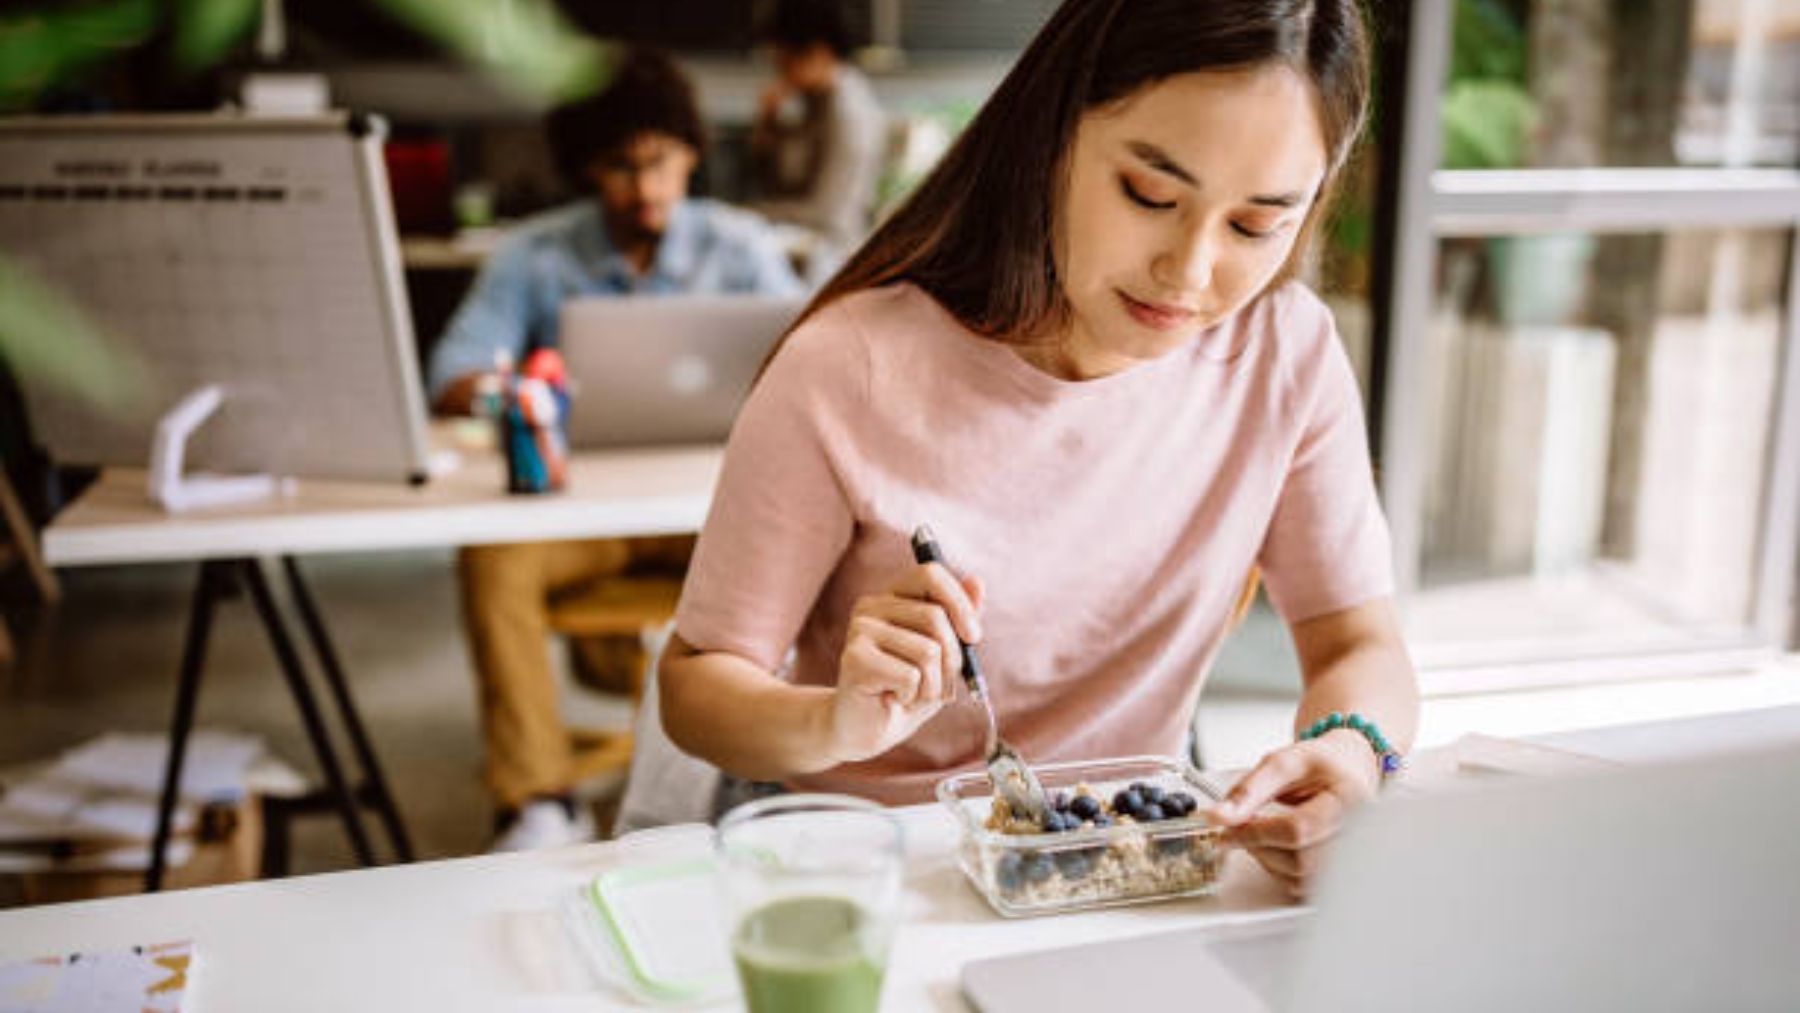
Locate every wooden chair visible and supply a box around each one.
[545,576,684,783]
[0,470,58,667]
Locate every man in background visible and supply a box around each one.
[749,0,887,267]
[429,47,802,851]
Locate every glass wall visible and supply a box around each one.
[1413,226,1790,663]
[1380,0,1800,678]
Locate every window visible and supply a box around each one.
[1377,0,1800,683]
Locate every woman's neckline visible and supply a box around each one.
[898,284,1233,400]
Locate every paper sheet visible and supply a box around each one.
[0,940,196,1013]
[53,730,262,801]
[0,730,264,871]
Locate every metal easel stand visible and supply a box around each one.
[145,555,415,891]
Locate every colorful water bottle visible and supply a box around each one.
[499,349,570,494]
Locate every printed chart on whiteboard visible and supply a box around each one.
[0,114,431,482]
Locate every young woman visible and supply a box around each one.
[661,0,1418,896]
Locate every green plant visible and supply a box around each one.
[0,259,149,413]
[1441,0,1535,170]
[1,0,614,114]
[1442,79,1536,170]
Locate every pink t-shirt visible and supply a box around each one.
[674,281,1392,804]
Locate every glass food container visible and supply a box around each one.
[936,755,1227,918]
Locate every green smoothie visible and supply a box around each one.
[732,895,887,1013]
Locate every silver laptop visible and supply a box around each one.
[557,294,804,448]
[963,744,1800,1012]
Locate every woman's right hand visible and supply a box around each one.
[826,562,985,765]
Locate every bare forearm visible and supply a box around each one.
[1290,599,1420,752]
[1295,640,1419,750]
[659,639,841,781]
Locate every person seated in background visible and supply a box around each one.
[749,0,887,269]
[426,46,804,852]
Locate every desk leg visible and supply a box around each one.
[240,558,376,867]
[280,555,415,862]
[146,560,227,892]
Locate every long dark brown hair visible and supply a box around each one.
[774,0,1369,358]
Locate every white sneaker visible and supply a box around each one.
[490,799,597,853]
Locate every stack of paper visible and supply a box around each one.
[0,731,264,874]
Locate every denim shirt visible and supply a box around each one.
[426,198,805,400]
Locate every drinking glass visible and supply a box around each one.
[716,794,904,1013]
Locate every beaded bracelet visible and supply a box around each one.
[1299,711,1405,781]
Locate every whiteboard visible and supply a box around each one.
[0,112,432,483]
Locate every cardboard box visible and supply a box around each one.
[16,795,263,904]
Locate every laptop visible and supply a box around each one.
[556,294,804,448]
[963,743,1800,1012]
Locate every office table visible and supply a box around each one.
[41,424,723,889]
[44,425,721,566]
[2,706,1795,1011]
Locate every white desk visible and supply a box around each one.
[400,229,507,272]
[4,706,1796,1011]
[0,796,1295,1012]
[39,424,723,888]
[43,423,723,567]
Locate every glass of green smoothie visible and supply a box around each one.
[716,794,904,1013]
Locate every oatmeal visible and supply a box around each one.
[969,780,1225,912]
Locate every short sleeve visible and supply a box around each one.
[1256,307,1395,623]
[673,305,864,671]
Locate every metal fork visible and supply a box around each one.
[911,525,1050,824]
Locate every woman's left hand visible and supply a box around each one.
[1207,730,1382,898]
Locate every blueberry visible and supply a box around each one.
[1069,795,1102,821]
[1128,781,1150,795]
[1054,849,1095,880]
[1022,852,1056,884]
[1052,791,1072,812]
[995,852,1025,893]
[1139,802,1167,822]
[1042,812,1071,833]
[1143,785,1167,806]
[1168,792,1197,816]
[1115,789,1144,816]
[1090,814,1113,828]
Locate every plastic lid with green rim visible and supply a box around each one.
[562,855,738,1006]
